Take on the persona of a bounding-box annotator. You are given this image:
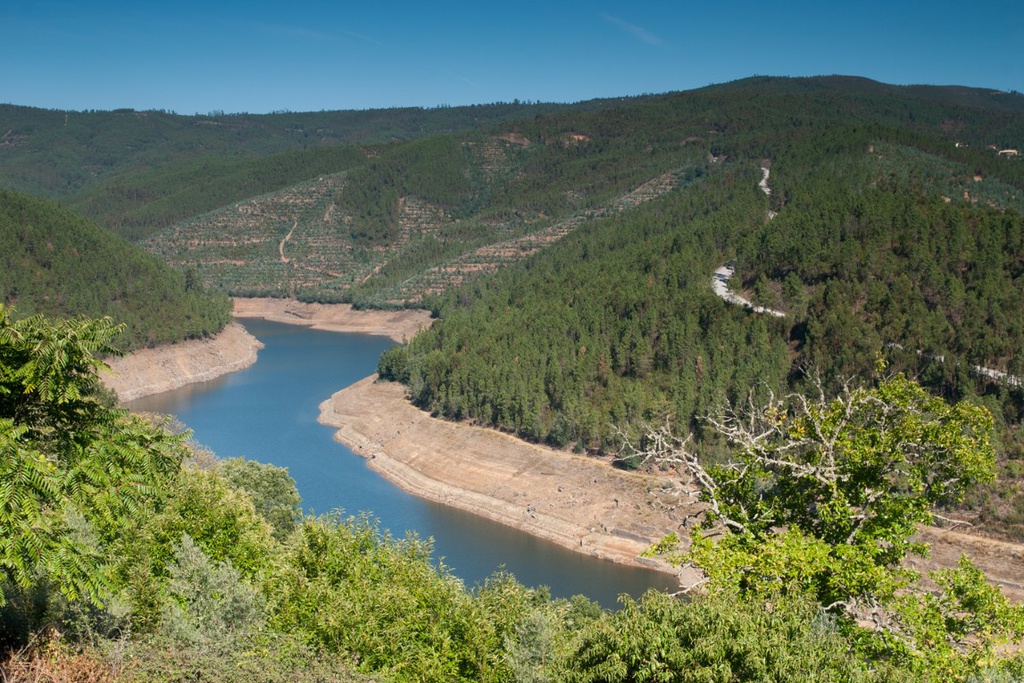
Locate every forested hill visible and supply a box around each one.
[125,77,1022,306]
[0,188,231,349]
[361,77,1024,539]
[0,99,620,235]
[707,75,1024,113]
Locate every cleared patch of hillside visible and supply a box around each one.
[146,173,355,299]
[387,169,693,304]
[145,132,706,305]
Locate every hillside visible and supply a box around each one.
[0,188,231,349]
[130,78,1022,308]
[4,75,1024,680]
[0,99,629,236]
[5,76,1024,528]
[361,78,1024,540]
[144,148,701,305]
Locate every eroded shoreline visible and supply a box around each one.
[231,297,433,343]
[102,298,433,402]
[102,322,264,402]
[318,375,694,581]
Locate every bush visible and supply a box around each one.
[560,590,897,683]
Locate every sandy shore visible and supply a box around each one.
[102,322,264,402]
[231,297,433,343]
[319,375,701,581]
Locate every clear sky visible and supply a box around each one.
[4,0,1022,114]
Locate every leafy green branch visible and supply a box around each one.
[646,368,1024,675]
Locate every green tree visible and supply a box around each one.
[650,370,1024,676]
[680,371,995,601]
[0,306,185,606]
[161,534,265,648]
[219,457,301,541]
[562,590,896,683]
[268,514,501,682]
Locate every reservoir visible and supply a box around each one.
[129,318,679,607]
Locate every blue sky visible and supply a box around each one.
[4,0,1022,114]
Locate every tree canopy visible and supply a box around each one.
[645,371,1024,677]
[0,306,186,605]
[0,188,232,349]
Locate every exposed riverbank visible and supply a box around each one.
[319,375,696,581]
[231,297,433,343]
[104,298,432,402]
[318,377,1024,597]
[108,299,1024,595]
[102,322,263,402]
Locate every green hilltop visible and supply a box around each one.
[0,188,231,349]
[0,99,624,235]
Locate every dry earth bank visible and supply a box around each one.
[320,375,703,582]
[230,297,433,343]
[102,322,263,402]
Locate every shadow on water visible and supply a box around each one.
[129,318,679,608]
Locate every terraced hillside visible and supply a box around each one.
[388,168,694,303]
[146,173,354,299]
[141,77,1024,313]
[146,126,709,306]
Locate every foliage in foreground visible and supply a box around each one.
[0,306,186,608]
[563,590,899,683]
[646,369,1024,679]
[4,310,1024,682]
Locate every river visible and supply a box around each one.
[129,318,678,608]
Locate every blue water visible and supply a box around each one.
[129,319,678,607]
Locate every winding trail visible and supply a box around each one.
[710,165,786,317]
[711,264,787,317]
[758,165,772,196]
[278,220,297,263]
[887,343,1022,388]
